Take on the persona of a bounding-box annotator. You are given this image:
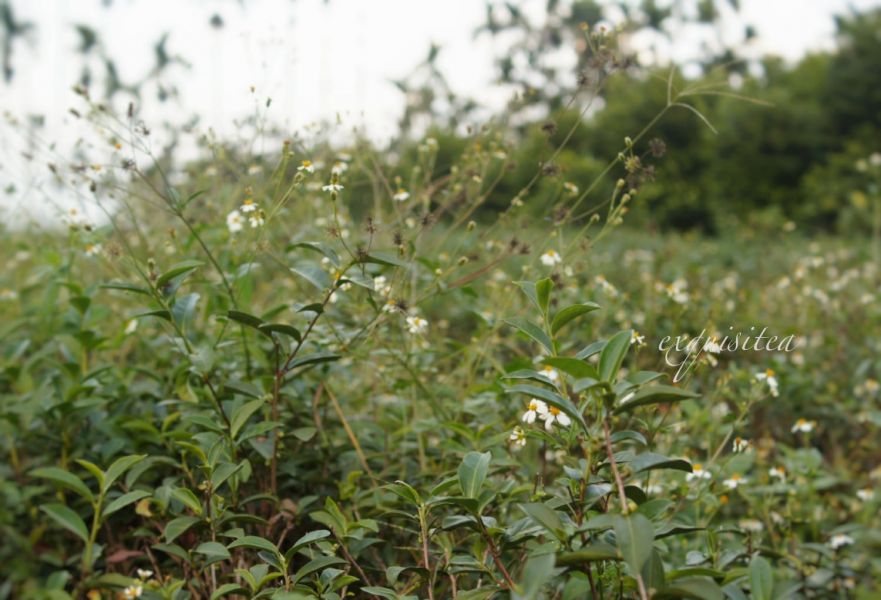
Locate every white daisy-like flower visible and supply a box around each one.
[382,299,399,313]
[703,339,722,354]
[723,473,746,490]
[732,437,749,453]
[136,569,153,580]
[563,181,579,196]
[540,365,559,383]
[870,152,881,167]
[298,160,314,173]
[522,399,548,424]
[85,243,102,257]
[373,275,392,297]
[755,369,779,397]
[226,209,244,233]
[405,315,428,335]
[664,279,689,304]
[791,418,815,434]
[240,198,258,213]
[331,161,347,175]
[829,533,854,549]
[509,426,527,449]
[541,405,571,431]
[124,319,138,335]
[540,250,562,267]
[393,189,410,202]
[769,466,786,481]
[0,289,18,301]
[631,331,645,346]
[122,585,143,599]
[686,463,712,481]
[247,164,263,175]
[322,183,344,193]
[248,211,265,228]
[856,488,873,502]
[739,519,764,532]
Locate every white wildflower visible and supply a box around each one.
[509,426,527,450]
[723,473,746,490]
[732,437,749,453]
[829,534,854,550]
[540,250,562,267]
[791,418,815,434]
[522,399,548,424]
[393,189,410,202]
[226,209,244,233]
[405,315,428,335]
[686,463,712,481]
[541,405,571,431]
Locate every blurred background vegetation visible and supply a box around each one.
[2,0,881,235]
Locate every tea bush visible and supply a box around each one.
[1,28,880,600]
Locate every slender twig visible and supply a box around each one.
[603,414,649,600]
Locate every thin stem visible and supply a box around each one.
[602,413,649,600]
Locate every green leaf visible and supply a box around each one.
[614,385,700,414]
[227,535,280,555]
[576,340,606,360]
[291,556,348,585]
[388,481,423,506]
[458,451,491,500]
[171,293,200,328]
[599,330,631,381]
[519,503,563,540]
[224,380,263,399]
[290,241,341,267]
[155,260,204,288]
[513,281,540,312]
[749,555,774,600]
[211,462,244,491]
[631,452,693,474]
[551,302,601,335]
[503,317,553,353]
[231,398,265,439]
[361,250,408,268]
[655,579,724,600]
[535,278,553,314]
[171,487,203,515]
[164,515,201,543]
[227,310,271,337]
[211,583,246,599]
[196,541,231,561]
[556,544,620,565]
[73,459,105,489]
[290,262,331,291]
[102,490,152,518]
[542,356,599,379]
[504,384,588,434]
[613,513,654,576]
[101,282,152,297]
[103,455,146,493]
[41,504,90,543]
[286,352,340,371]
[31,467,94,503]
[258,323,302,342]
[516,552,555,600]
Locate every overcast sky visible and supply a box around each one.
[2,0,880,227]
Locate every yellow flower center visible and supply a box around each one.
[766,368,775,377]
[302,160,312,167]
[694,463,703,471]
[549,407,560,416]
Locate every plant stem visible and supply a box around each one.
[602,414,649,600]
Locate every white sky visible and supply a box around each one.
[2,0,880,227]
